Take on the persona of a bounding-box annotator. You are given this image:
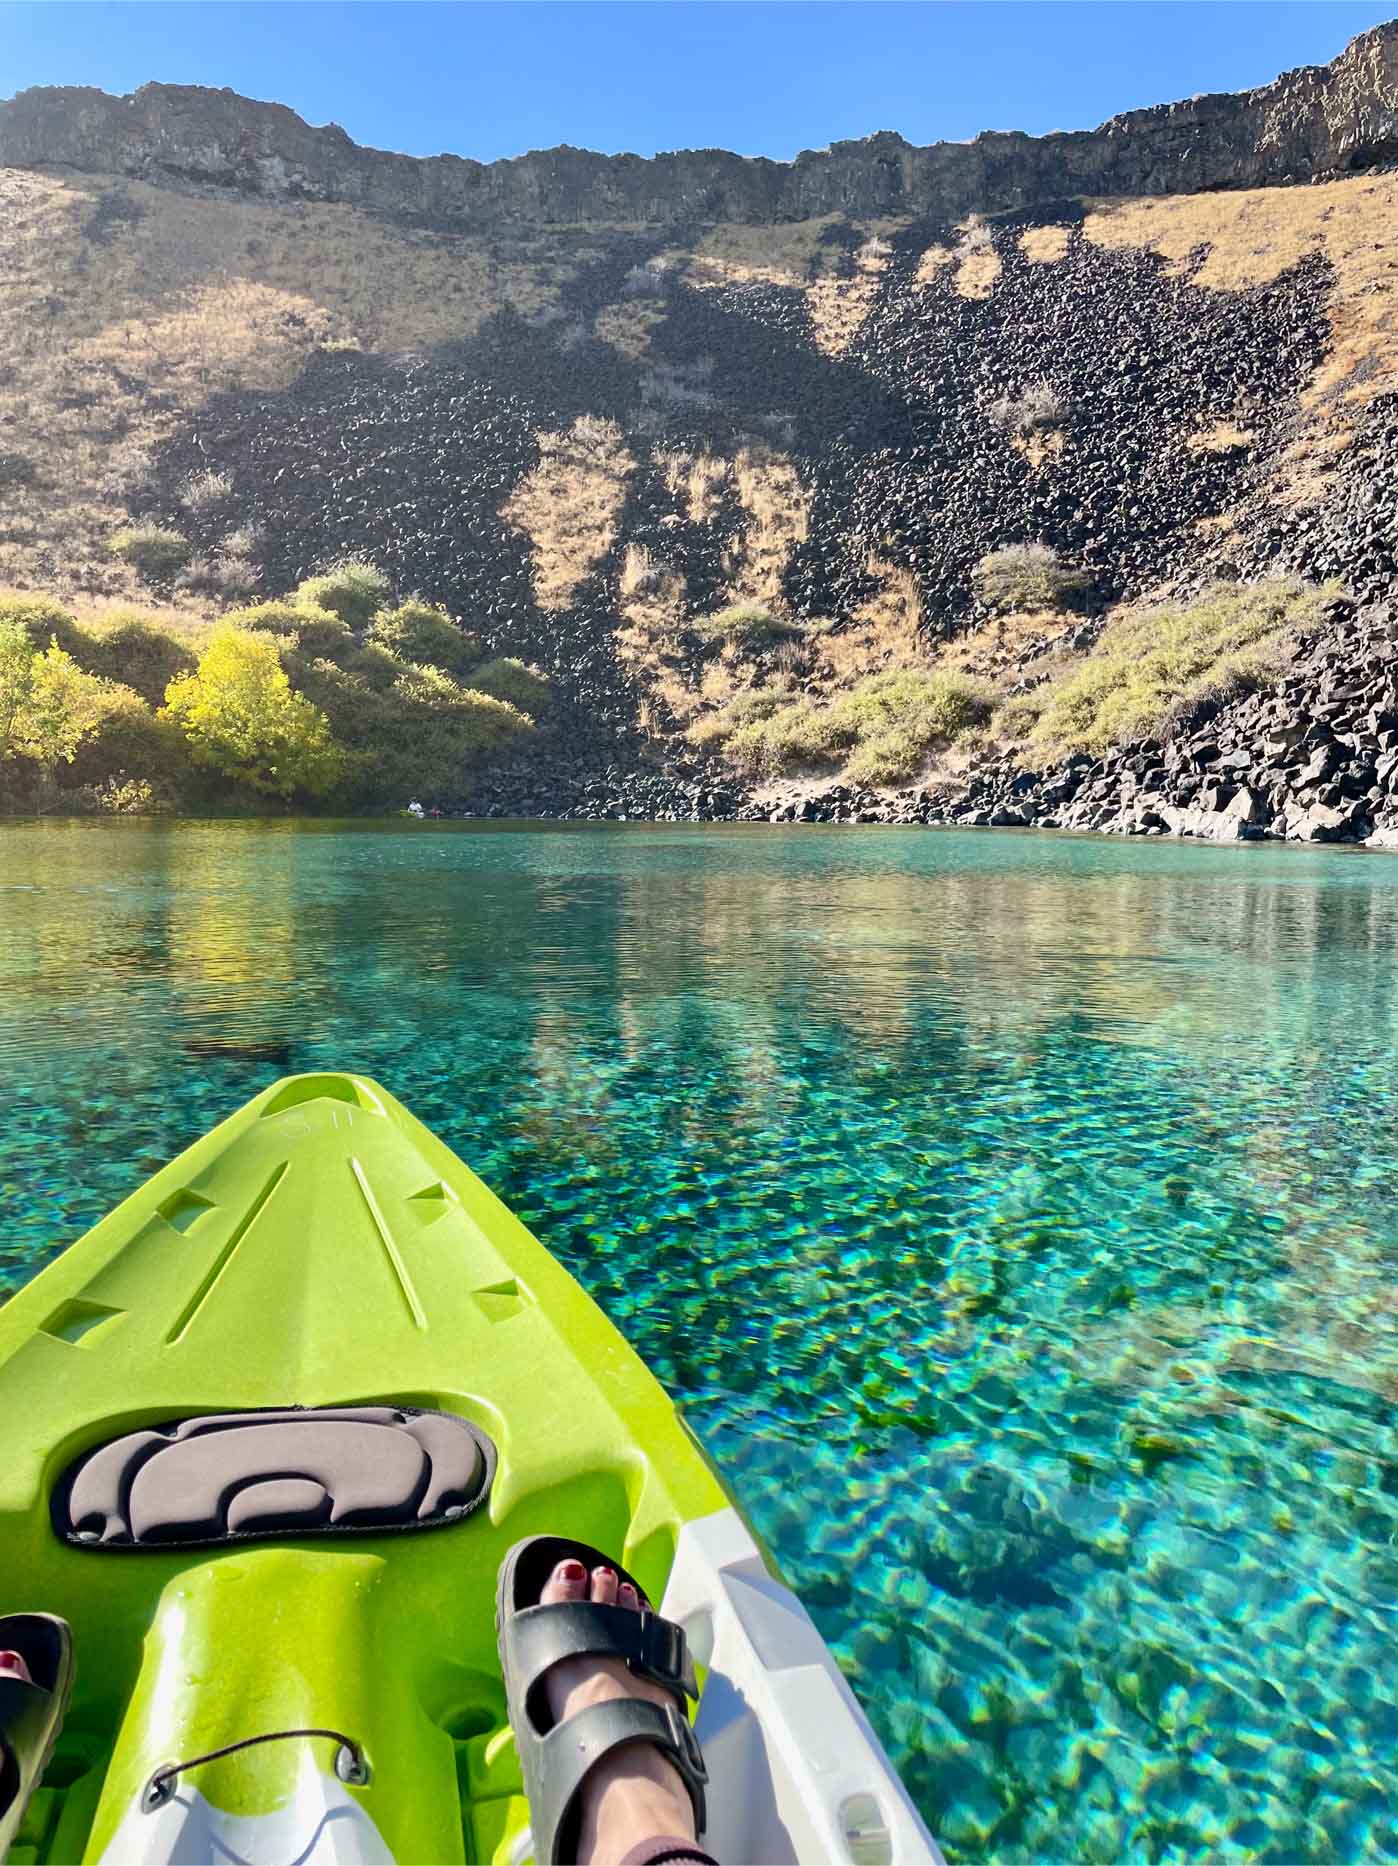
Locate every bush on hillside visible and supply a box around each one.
[974,543,1089,614]
[1030,576,1343,756]
[724,668,989,779]
[692,603,802,656]
[178,553,261,603]
[2,635,122,804]
[986,380,1063,435]
[65,683,190,791]
[686,686,792,749]
[290,653,533,802]
[77,615,197,707]
[108,524,192,582]
[180,469,233,513]
[292,611,357,661]
[365,601,484,681]
[225,600,306,637]
[0,592,77,640]
[467,657,552,718]
[220,524,262,560]
[294,562,392,631]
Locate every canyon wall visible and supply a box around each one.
[2,21,1397,228]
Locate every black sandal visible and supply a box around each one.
[495,1536,711,1866]
[0,1614,73,1859]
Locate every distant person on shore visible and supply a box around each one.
[407,799,424,818]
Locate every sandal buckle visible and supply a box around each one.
[635,1611,696,1698]
[666,1701,708,1786]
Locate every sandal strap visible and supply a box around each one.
[535,1697,708,1865]
[507,1599,697,1720]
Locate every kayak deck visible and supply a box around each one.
[0,1073,938,1863]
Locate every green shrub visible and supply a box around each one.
[725,669,990,779]
[221,600,353,659]
[162,628,346,799]
[727,699,845,775]
[467,657,552,717]
[65,683,190,790]
[108,524,192,581]
[223,600,307,637]
[693,603,802,656]
[342,645,410,692]
[686,687,789,748]
[974,544,1089,614]
[0,591,78,641]
[286,655,534,802]
[365,601,484,680]
[1030,576,1341,756]
[293,612,357,661]
[78,616,197,707]
[294,562,392,631]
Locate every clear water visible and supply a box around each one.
[4,819,1398,1862]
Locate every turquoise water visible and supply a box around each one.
[4,819,1398,1861]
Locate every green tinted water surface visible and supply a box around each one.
[3,819,1397,1861]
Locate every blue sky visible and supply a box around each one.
[2,2,1394,163]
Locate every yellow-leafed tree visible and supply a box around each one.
[1,622,120,807]
[163,626,345,799]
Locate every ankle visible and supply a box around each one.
[578,1752,696,1864]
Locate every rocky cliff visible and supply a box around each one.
[5,31,1398,839]
[3,20,1398,228]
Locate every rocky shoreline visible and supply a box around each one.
[454,597,1398,849]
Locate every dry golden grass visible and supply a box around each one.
[1013,429,1066,469]
[660,449,730,525]
[0,165,585,596]
[805,235,894,357]
[593,299,666,360]
[936,608,1069,680]
[501,417,635,610]
[687,221,903,356]
[1084,175,1398,411]
[1186,422,1253,454]
[688,217,905,290]
[1019,226,1072,264]
[1086,173,1398,510]
[1194,513,1240,538]
[615,541,689,692]
[726,446,808,603]
[818,554,922,684]
[914,243,956,286]
[955,248,1003,299]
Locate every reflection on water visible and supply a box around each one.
[4,819,1398,1860]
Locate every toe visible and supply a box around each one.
[540,1558,589,1606]
[618,1581,640,1612]
[590,1564,619,1605]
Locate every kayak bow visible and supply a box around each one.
[0,1073,939,1865]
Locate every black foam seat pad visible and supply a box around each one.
[52,1405,495,1549]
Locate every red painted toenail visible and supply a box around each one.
[559,1560,586,1582]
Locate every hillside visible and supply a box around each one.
[2,26,1398,831]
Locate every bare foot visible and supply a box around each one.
[538,1559,698,1866]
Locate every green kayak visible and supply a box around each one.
[0,1072,938,1864]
